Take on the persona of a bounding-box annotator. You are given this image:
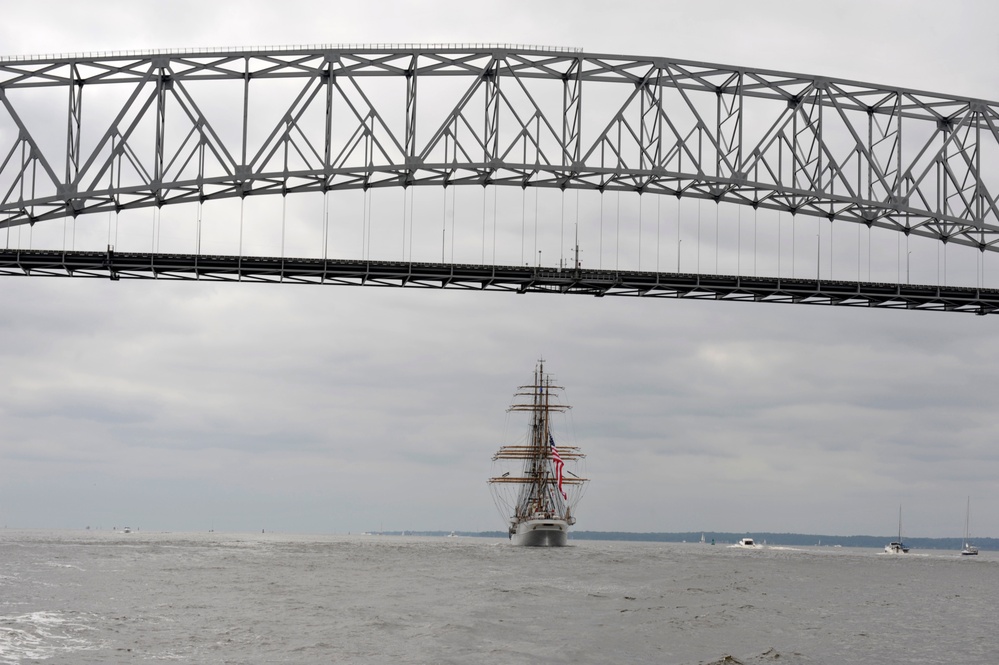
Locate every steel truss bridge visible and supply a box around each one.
[1,44,999,313]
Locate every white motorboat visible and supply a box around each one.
[731,537,759,548]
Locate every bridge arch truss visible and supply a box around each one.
[0,44,997,253]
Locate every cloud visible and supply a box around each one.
[1,1,998,538]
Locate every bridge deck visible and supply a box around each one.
[2,249,996,315]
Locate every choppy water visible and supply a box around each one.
[0,530,995,664]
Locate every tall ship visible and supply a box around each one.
[488,361,588,546]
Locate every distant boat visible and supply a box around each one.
[732,537,758,548]
[488,360,588,546]
[122,526,132,534]
[884,506,909,554]
[700,533,706,544]
[961,497,979,556]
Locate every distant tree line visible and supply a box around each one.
[382,530,995,551]
[566,532,997,551]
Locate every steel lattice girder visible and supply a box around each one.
[0,45,997,252]
[2,249,997,315]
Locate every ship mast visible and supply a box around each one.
[489,360,587,524]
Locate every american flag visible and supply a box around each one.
[549,433,567,500]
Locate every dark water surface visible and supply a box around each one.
[1,530,995,663]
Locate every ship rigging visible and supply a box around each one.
[488,360,588,546]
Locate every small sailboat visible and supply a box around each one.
[488,360,588,546]
[884,505,909,554]
[961,497,979,556]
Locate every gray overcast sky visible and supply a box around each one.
[2,0,998,538]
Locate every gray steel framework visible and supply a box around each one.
[0,44,998,254]
[3,249,997,315]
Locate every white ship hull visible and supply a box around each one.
[510,518,569,547]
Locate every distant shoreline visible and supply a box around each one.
[6,528,992,550]
[372,530,996,551]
